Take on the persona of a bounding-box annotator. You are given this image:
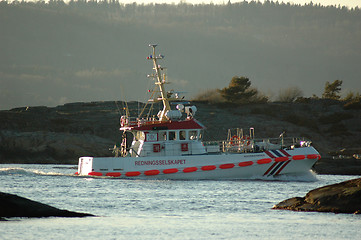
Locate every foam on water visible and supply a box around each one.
[0,167,74,177]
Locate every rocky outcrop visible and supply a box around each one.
[0,192,94,220]
[312,157,361,175]
[272,178,361,214]
[0,130,114,164]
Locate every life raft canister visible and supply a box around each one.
[241,136,251,146]
[230,135,240,146]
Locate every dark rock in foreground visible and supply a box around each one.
[273,178,361,214]
[0,192,94,220]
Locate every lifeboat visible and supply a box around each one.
[76,44,321,180]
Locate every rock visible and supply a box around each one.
[272,178,361,214]
[0,192,94,219]
[312,157,361,175]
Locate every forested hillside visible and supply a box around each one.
[1,0,361,109]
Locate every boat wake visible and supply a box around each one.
[248,170,318,182]
[0,167,73,177]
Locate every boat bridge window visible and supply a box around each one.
[180,131,186,140]
[189,130,198,140]
[160,131,167,141]
[169,131,176,140]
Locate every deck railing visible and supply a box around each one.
[203,137,311,154]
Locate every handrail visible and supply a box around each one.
[203,137,311,153]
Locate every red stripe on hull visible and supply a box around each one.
[275,156,289,162]
[238,161,254,167]
[292,155,305,160]
[88,171,102,176]
[275,160,291,175]
[163,168,179,174]
[125,171,141,177]
[307,154,318,159]
[257,158,272,164]
[219,163,235,169]
[201,165,217,171]
[264,151,276,158]
[106,172,121,177]
[279,149,291,157]
[263,162,278,176]
[144,170,160,176]
[183,167,198,173]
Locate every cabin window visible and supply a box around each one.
[146,132,158,142]
[179,131,186,140]
[189,130,198,140]
[160,131,167,141]
[199,130,204,140]
[169,131,176,140]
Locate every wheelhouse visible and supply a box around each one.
[121,118,206,157]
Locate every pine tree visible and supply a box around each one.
[322,80,343,100]
[218,76,257,104]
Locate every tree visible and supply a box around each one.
[322,80,343,100]
[218,76,257,104]
[277,86,303,102]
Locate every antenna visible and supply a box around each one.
[147,44,170,121]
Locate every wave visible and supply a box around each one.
[0,167,73,177]
[248,170,319,182]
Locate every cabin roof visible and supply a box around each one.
[121,118,205,131]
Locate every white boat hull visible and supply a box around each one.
[77,147,320,180]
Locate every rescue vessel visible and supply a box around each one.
[77,44,320,179]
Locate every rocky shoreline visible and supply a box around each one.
[0,192,94,220]
[1,100,360,174]
[273,177,361,214]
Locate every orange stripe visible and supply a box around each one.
[125,171,141,177]
[238,161,254,167]
[88,171,102,176]
[183,167,198,173]
[105,172,121,177]
[307,154,318,159]
[275,156,289,162]
[257,158,272,164]
[219,163,235,169]
[201,165,217,171]
[292,155,305,160]
[144,170,160,176]
[163,168,179,174]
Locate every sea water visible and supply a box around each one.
[0,164,360,240]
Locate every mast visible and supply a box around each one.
[148,44,171,121]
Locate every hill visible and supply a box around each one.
[1,1,361,109]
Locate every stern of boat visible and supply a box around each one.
[78,157,93,176]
